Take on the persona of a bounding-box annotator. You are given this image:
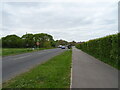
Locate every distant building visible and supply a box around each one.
[77,42,84,44]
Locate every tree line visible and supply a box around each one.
[2,33,76,48]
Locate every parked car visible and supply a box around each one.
[61,46,66,49]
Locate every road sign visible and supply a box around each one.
[36,42,40,46]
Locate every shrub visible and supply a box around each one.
[76,33,119,69]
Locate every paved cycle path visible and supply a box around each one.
[72,47,118,88]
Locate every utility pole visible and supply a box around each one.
[26,32,28,48]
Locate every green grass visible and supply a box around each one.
[2,48,54,56]
[3,50,72,88]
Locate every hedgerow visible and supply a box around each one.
[76,33,119,69]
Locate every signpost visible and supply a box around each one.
[36,42,40,48]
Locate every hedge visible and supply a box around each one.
[76,33,119,69]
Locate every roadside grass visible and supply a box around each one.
[2,48,54,56]
[3,50,72,88]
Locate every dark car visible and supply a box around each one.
[67,45,72,49]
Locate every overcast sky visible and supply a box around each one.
[1,0,119,41]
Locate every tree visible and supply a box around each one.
[21,34,34,48]
[34,33,54,48]
[69,41,76,46]
[2,35,22,48]
[56,39,68,46]
[2,33,59,48]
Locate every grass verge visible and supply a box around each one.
[2,48,54,56]
[3,50,72,88]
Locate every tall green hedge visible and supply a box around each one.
[76,33,119,69]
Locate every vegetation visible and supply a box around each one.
[2,48,52,56]
[76,33,119,69]
[2,33,55,48]
[1,33,76,56]
[3,50,72,88]
[55,39,68,46]
[69,41,76,46]
[2,33,76,49]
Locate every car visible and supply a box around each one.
[61,46,66,49]
[67,45,72,49]
[58,45,62,48]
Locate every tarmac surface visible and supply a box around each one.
[72,47,118,88]
[2,48,66,82]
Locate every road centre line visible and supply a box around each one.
[12,51,51,60]
[38,51,50,54]
[12,52,49,60]
[13,55,31,60]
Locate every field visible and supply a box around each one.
[3,50,72,88]
[2,48,53,56]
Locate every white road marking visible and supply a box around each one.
[38,52,45,54]
[70,48,73,89]
[70,59,73,89]
[13,51,51,60]
[38,51,50,54]
[13,55,31,60]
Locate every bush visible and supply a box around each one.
[76,33,119,69]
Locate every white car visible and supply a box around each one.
[58,45,62,48]
[61,46,66,49]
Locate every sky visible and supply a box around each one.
[1,0,119,42]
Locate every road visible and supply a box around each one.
[2,48,66,82]
[72,47,118,88]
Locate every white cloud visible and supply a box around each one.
[2,0,119,3]
[1,0,118,41]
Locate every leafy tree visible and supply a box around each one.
[21,34,34,48]
[2,33,68,49]
[34,33,54,48]
[69,41,76,46]
[2,35,22,48]
[56,39,68,46]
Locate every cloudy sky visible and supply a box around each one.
[1,0,119,41]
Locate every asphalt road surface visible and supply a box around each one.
[72,47,118,88]
[2,48,66,82]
